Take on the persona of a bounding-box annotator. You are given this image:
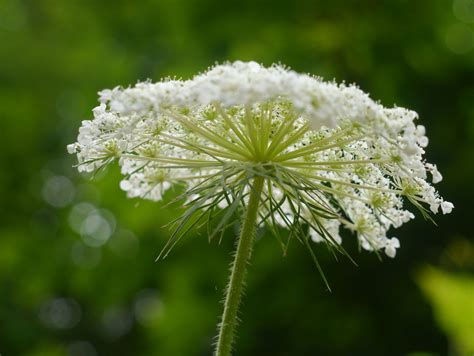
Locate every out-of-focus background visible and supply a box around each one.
[1,0,473,355]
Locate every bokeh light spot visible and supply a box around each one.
[80,210,114,247]
[445,23,474,54]
[101,306,134,340]
[42,176,75,208]
[38,297,82,330]
[453,0,474,23]
[133,289,163,326]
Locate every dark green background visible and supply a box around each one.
[1,0,473,355]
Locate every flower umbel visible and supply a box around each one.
[69,61,452,257]
[68,61,452,355]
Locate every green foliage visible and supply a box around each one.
[418,266,474,355]
[0,0,473,355]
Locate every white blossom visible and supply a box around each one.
[384,237,400,258]
[68,61,453,258]
[441,201,454,214]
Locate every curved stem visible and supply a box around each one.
[215,176,265,356]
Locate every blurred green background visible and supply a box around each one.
[1,0,473,355]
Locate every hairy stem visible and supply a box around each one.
[215,175,265,356]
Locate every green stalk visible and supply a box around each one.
[215,175,265,356]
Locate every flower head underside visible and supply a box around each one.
[68,61,453,260]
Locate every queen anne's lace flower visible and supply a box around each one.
[68,61,453,259]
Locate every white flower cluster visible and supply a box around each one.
[68,61,453,258]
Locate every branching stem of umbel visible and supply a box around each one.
[215,176,265,356]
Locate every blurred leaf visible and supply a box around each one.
[418,266,474,355]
